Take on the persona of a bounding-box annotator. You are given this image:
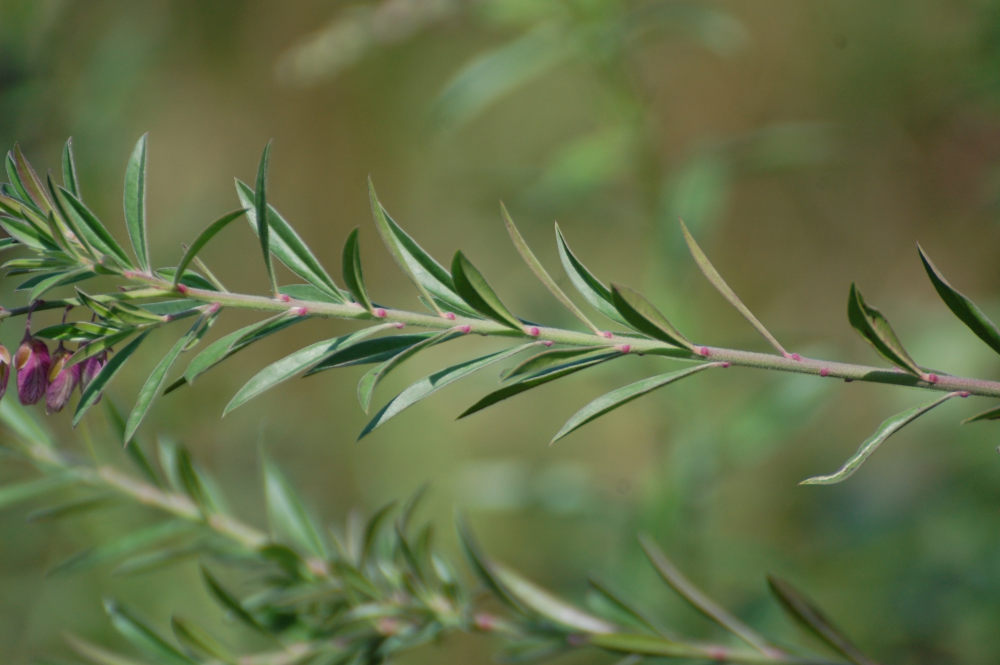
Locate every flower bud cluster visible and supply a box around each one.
[4,330,107,413]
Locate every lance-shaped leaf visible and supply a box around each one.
[173,208,247,287]
[460,350,619,418]
[555,223,627,325]
[586,633,710,660]
[11,144,54,213]
[504,347,596,379]
[552,363,720,443]
[125,316,209,445]
[124,134,150,272]
[263,452,329,558]
[224,325,392,414]
[66,330,136,369]
[49,520,193,576]
[456,516,525,612]
[254,142,277,294]
[611,284,694,350]
[493,562,618,633]
[451,251,522,330]
[27,267,95,301]
[5,150,37,210]
[358,330,460,413]
[103,599,197,665]
[170,617,237,664]
[62,137,81,197]
[73,332,149,425]
[57,186,133,269]
[503,204,601,333]
[368,179,470,315]
[67,634,152,665]
[918,245,1000,356]
[305,333,437,375]
[963,404,1000,424]
[342,227,373,312]
[588,577,667,636]
[679,219,787,355]
[847,283,922,376]
[35,321,126,343]
[359,342,537,439]
[801,392,960,485]
[236,180,346,301]
[641,535,774,655]
[201,566,268,633]
[767,576,879,665]
[0,474,75,510]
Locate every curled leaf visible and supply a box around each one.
[918,245,1000,356]
[847,283,921,376]
[451,251,522,330]
[342,227,373,312]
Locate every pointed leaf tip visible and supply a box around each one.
[847,283,921,376]
[342,227,373,312]
[451,251,522,330]
[610,284,693,350]
[124,133,150,272]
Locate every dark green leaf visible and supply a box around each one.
[180,312,304,386]
[342,227,373,312]
[201,566,267,633]
[493,561,617,633]
[768,576,878,665]
[552,363,719,443]
[62,138,81,198]
[588,577,665,636]
[587,633,703,659]
[0,474,74,510]
[610,284,694,350]
[679,219,787,355]
[503,347,598,379]
[5,150,37,210]
[358,330,459,412]
[918,245,1000,356]
[0,211,58,251]
[103,599,196,665]
[801,392,960,485]
[11,144,54,213]
[456,516,525,612]
[171,616,237,664]
[368,179,469,315]
[66,330,137,369]
[253,142,277,294]
[123,134,150,272]
[28,267,95,301]
[460,350,619,418]
[173,209,247,287]
[236,179,346,301]
[279,282,342,302]
[451,251,522,330]
[554,223,626,325]
[73,332,149,426]
[224,325,391,414]
[263,452,329,558]
[358,342,536,439]
[503,204,600,333]
[305,333,437,375]
[49,520,192,576]
[963,404,1000,423]
[846,283,921,376]
[57,186,133,269]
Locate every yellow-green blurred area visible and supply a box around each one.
[2,0,1000,662]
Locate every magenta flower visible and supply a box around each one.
[46,344,81,414]
[14,334,51,405]
[0,345,10,401]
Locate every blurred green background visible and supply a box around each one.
[2,1,1000,663]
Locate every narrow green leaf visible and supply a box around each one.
[358,342,536,439]
[28,267,95,301]
[360,500,398,565]
[846,283,922,376]
[587,633,703,659]
[57,186,133,269]
[62,138,81,197]
[124,318,207,444]
[679,219,787,355]
[503,347,597,379]
[640,535,774,654]
[67,634,150,665]
[181,312,304,386]
[918,245,1000,356]
[610,284,694,350]
[963,403,1000,423]
[588,577,666,636]
[0,211,58,251]
[173,446,213,512]
[5,151,36,209]
[263,452,329,558]
[554,223,627,325]
[124,134,150,272]
[460,350,619,418]
[493,561,617,633]
[201,566,267,633]
[0,474,74,510]
[502,204,601,333]
[456,516,525,612]
[342,227,373,312]
[236,180,346,301]
[368,179,469,316]
[171,616,237,664]
[173,209,247,287]
[50,520,192,576]
[358,330,459,413]
[104,599,196,665]
[768,576,879,665]
[73,332,149,426]
[12,143,54,213]
[103,399,162,486]
[801,392,960,485]
[254,142,277,294]
[66,330,136,369]
[451,251,522,330]
[552,363,719,443]
[224,325,391,414]
[305,333,437,375]
[27,495,111,522]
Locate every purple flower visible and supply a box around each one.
[46,344,81,414]
[0,345,10,401]
[14,334,51,405]
[79,350,108,404]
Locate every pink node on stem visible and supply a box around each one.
[207,302,221,314]
[698,346,711,357]
[959,391,970,398]
[616,344,631,353]
[789,353,802,361]
[279,293,291,302]
[393,322,405,329]
[706,647,728,661]
[442,311,456,320]
[373,308,387,318]
[525,326,540,337]
[599,331,613,339]
[176,283,189,295]
[458,324,472,334]
[925,373,939,384]
[292,306,308,316]
[541,340,554,347]
[719,361,730,368]
[819,368,830,377]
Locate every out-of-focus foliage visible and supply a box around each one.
[2,1,1000,664]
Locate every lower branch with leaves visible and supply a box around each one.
[0,401,876,665]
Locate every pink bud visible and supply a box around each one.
[698,346,711,357]
[525,326,540,337]
[176,283,189,295]
[616,344,631,353]
[442,312,456,320]
[80,351,108,404]
[207,302,221,314]
[15,334,51,405]
[541,340,554,347]
[45,345,80,414]
[790,353,801,361]
[458,325,471,334]
[819,368,830,377]
[599,331,613,339]
[279,293,291,302]
[959,391,970,398]
[925,373,939,384]
[720,361,731,368]
[393,322,405,329]
[373,308,387,318]
[292,306,308,316]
